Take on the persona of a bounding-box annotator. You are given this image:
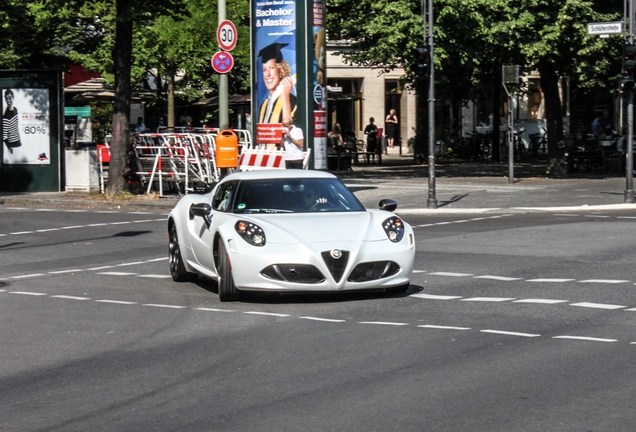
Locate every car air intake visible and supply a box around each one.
[347,261,400,282]
[321,250,350,283]
[261,264,325,284]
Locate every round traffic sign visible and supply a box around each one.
[212,51,234,74]
[217,20,237,51]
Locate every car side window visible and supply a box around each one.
[212,181,236,212]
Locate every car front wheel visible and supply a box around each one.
[169,224,198,282]
[217,241,240,302]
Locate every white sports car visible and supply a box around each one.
[168,170,415,301]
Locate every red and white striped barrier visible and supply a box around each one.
[239,148,311,171]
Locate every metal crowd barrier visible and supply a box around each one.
[98,129,252,196]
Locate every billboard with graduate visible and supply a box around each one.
[254,0,297,145]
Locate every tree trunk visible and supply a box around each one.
[413,77,428,164]
[538,59,566,178]
[106,0,133,196]
[167,73,175,128]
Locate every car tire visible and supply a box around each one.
[386,282,410,294]
[169,224,198,282]
[218,241,240,302]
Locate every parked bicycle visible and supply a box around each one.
[528,127,548,159]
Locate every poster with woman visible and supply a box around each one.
[254,0,297,145]
[2,88,50,165]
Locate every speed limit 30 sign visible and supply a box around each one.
[217,20,237,51]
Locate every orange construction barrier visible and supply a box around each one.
[215,130,239,168]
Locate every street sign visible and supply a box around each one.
[217,20,237,51]
[212,51,234,73]
[587,21,623,36]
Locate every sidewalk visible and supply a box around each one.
[1,153,635,214]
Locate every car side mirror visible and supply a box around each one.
[190,203,212,227]
[378,199,397,212]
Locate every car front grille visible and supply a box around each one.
[261,264,325,284]
[321,250,350,283]
[347,261,400,282]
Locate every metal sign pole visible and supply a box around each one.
[426,0,437,209]
[218,0,229,131]
[627,0,635,203]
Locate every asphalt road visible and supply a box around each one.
[1,205,636,431]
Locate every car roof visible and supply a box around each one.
[222,170,338,182]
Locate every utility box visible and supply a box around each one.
[64,147,99,192]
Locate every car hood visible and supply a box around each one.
[254,211,387,244]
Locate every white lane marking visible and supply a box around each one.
[153,218,166,221]
[299,316,346,323]
[136,274,171,279]
[419,325,471,330]
[111,221,131,225]
[461,297,515,302]
[51,295,91,301]
[618,216,636,219]
[48,269,84,274]
[61,226,84,230]
[585,215,610,218]
[410,293,462,300]
[6,207,27,210]
[87,266,115,271]
[96,300,137,305]
[513,299,569,304]
[0,234,6,237]
[36,228,61,232]
[9,291,47,296]
[146,257,169,262]
[129,211,152,215]
[195,307,236,313]
[474,275,523,281]
[570,302,626,310]
[413,270,426,274]
[578,279,630,284]
[553,336,617,343]
[142,303,186,309]
[428,272,474,277]
[88,223,108,227]
[244,311,291,317]
[96,272,138,276]
[358,321,409,326]
[481,329,541,338]
[96,211,119,213]
[65,210,87,213]
[526,278,575,283]
[10,274,44,279]
[117,261,146,267]
[34,208,55,212]
[10,231,35,235]
[554,214,579,217]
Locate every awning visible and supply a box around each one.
[327,92,364,101]
[192,94,251,107]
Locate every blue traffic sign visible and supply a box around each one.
[212,51,234,73]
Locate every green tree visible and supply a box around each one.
[326,0,622,174]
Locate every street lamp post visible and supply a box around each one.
[424,0,437,209]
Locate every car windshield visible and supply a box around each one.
[232,178,365,214]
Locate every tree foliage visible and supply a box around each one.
[327,0,623,173]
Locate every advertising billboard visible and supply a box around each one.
[254,0,297,146]
[3,88,50,165]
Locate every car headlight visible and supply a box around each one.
[382,216,405,243]
[235,220,266,246]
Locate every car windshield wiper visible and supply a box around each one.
[237,208,293,214]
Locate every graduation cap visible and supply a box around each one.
[258,43,288,63]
